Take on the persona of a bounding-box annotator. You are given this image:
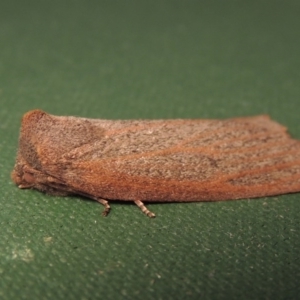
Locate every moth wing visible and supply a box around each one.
[56,116,300,201]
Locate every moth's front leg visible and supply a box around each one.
[95,198,111,216]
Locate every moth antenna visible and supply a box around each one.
[95,198,111,216]
[134,200,156,218]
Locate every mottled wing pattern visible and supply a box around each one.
[64,115,300,201]
[11,110,300,217]
[112,116,300,182]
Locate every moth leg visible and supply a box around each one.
[95,198,111,216]
[134,200,155,218]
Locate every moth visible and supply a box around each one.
[11,110,300,217]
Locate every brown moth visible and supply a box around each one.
[11,110,300,217]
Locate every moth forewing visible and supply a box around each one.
[11,110,300,217]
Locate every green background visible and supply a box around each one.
[1,0,300,299]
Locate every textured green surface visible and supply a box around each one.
[1,1,300,299]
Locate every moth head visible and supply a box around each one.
[11,149,39,189]
[11,160,69,196]
[11,110,48,189]
[12,109,104,193]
